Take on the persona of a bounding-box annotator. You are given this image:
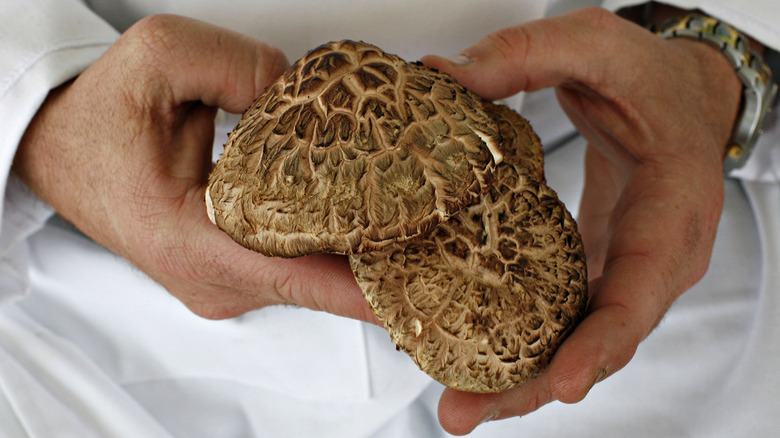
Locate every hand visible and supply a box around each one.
[423,7,742,434]
[13,15,376,323]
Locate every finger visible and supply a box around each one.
[438,373,553,435]
[421,7,646,100]
[119,14,289,112]
[152,185,378,324]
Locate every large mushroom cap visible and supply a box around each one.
[349,107,587,393]
[207,40,502,257]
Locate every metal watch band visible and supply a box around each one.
[658,14,778,174]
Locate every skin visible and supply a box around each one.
[13,6,745,437]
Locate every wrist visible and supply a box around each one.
[621,4,777,173]
[657,13,778,173]
[666,37,743,154]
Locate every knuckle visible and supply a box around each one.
[484,26,525,56]
[482,25,530,68]
[550,371,597,405]
[477,25,531,94]
[121,15,188,79]
[111,15,188,108]
[271,268,302,304]
[128,14,182,53]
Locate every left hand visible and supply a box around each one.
[13,15,376,323]
[422,7,742,435]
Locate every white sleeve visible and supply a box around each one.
[0,0,118,304]
[601,0,780,182]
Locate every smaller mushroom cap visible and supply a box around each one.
[207,40,502,257]
[349,107,587,393]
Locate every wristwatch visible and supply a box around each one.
[658,14,778,174]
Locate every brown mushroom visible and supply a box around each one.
[207,40,587,393]
[207,40,502,257]
[349,105,587,393]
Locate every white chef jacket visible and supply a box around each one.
[1,0,779,437]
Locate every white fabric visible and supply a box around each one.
[16,224,433,437]
[0,0,779,436]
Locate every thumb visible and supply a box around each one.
[421,7,638,100]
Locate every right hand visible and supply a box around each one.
[13,15,377,323]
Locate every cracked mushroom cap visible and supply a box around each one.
[206,40,502,257]
[349,107,587,393]
[484,101,545,181]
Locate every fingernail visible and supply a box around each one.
[479,410,499,425]
[586,367,608,394]
[449,53,473,66]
